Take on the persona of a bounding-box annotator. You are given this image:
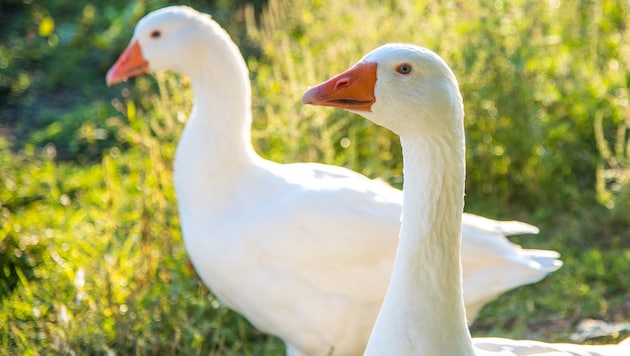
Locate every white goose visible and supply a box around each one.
[106,6,561,355]
[302,43,630,356]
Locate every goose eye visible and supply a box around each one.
[396,63,412,75]
[150,30,161,39]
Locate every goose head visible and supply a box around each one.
[302,43,464,139]
[106,6,236,86]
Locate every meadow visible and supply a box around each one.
[1,0,629,354]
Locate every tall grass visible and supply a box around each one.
[1,73,281,354]
[1,0,629,353]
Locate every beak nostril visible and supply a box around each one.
[334,78,350,90]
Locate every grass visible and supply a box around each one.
[1,0,629,353]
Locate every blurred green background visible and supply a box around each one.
[1,0,629,354]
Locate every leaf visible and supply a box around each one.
[38,16,55,37]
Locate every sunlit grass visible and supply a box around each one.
[1,0,629,353]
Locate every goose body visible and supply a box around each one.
[107,7,561,355]
[303,43,629,356]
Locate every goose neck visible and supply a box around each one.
[173,33,259,210]
[184,40,255,162]
[365,134,473,355]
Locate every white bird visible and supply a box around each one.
[106,7,561,355]
[302,43,629,356]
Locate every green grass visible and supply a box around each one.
[1,0,629,353]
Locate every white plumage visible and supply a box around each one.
[107,7,562,355]
[303,42,629,356]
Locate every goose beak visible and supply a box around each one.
[302,61,377,112]
[106,40,149,86]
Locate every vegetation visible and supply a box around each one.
[1,0,629,353]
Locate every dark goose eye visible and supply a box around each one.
[396,63,412,75]
[150,30,161,39]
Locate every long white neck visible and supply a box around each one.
[173,24,259,212]
[364,131,474,356]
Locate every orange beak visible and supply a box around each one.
[106,40,149,86]
[302,61,377,112]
